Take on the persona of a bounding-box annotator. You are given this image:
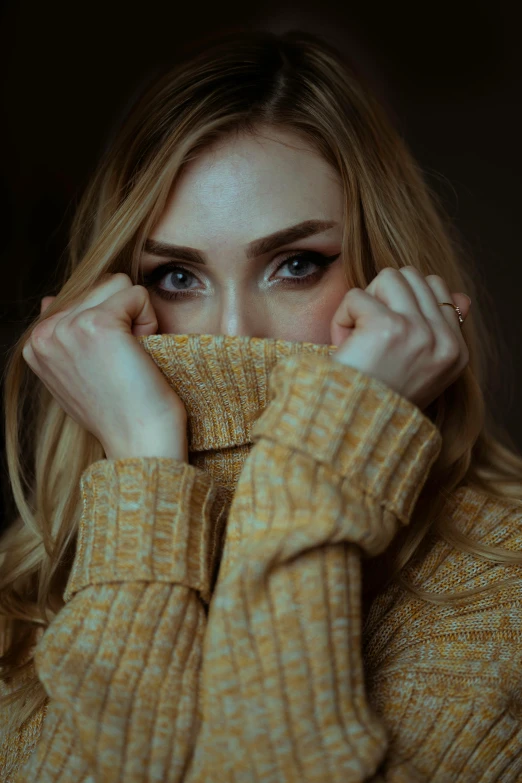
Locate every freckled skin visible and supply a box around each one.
[143,126,350,344]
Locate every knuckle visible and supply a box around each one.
[378,267,400,281]
[410,319,434,349]
[96,272,131,291]
[437,333,461,363]
[345,287,363,302]
[72,309,104,332]
[30,323,52,348]
[21,341,32,361]
[53,317,72,342]
[381,313,407,339]
[400,265,421,276]
[111,272,132,286]
[369,268,400,296]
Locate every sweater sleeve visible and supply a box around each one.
[183,354,446,782]
[15,457,226,783]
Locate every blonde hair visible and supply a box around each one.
[1,27,521,735]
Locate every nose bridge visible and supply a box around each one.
[216,285,269,338]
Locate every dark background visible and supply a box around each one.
[1,0,520,529]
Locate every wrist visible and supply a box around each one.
[102,424,189,462]
[104,444,189,461]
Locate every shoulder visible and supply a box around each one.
[380,484,522,604]
[441,484,522,550]
[363,485,522,685]
[402,483,522,602]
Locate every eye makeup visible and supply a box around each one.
[141,250,341,301]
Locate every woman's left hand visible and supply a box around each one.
[329,266,471,411]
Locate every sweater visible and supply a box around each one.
[1,332,522,782]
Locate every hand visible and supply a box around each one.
[329,266,471,411]
[24,274,189,461]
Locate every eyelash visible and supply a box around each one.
[141,250,341,302]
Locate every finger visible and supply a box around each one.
[331,286,392,332]
[424,275,468,336]
[40,296,56,314]
[80,284,158,337]
[22,334,48,372]
[61,273,130,316]
[41,274,131,326]
[396,269,470,370]
[446,292,471,321]
[396,267,453,330]
[364,268,426,321]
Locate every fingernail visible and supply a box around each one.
[463,295,471,305]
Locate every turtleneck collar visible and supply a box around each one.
[136,333,338,511]
[138,333,338,452]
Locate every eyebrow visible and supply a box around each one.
[142,219,338,265]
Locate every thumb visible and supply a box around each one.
[40,296,56,314]
[94,285,159,338]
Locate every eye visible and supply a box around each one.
[276,251,340,281]
[141,250,341,301]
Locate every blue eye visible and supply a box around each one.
[141,251,341,301]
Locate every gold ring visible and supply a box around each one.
[438,302,464,327]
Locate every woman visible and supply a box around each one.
[1,28,522,782]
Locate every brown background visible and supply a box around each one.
[1,0,520,528]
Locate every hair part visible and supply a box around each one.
[1,27,521,735]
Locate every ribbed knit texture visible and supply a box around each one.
[1,333,522,782]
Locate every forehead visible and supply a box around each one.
[153,129,343,239]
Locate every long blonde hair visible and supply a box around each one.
[2,27,521,735]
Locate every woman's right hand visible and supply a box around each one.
[23,273,189,461]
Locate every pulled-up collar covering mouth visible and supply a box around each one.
[136,332,338,510]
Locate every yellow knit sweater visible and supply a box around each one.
[2,333,522,782]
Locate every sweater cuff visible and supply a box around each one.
[64,457,225,606]
[250,354,442,527]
